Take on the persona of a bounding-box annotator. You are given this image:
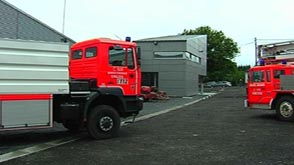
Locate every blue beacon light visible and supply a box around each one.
[125,36,131,42]
[282,60,287,64]
[259,59,265,66]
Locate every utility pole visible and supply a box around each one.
[62,0,66,34]
[254,37,258,65]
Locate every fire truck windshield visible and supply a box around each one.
[109,46,135,68]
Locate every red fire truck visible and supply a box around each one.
[0,37,143,139]
[245,41,294,121]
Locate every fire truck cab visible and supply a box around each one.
[246,63,294,121]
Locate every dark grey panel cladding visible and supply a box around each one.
[0,1,18,39]
[159,79,186,96]
[17,13,62,42]
[185,60,199,96]
[0,1,74,44]
[160,72,185,80]
[156,59,186,96]
[152,41,186,52]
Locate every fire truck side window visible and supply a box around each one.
[252,71,264,82]
[85,47,97,58]
[274,70,285,79]
[127,48,135,69]
[72,50,82,59]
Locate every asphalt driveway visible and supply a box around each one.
[3,87,294,164]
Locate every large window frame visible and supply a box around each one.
[109,46,135,69]
[85,47,97,58]
[154,51,201,64]
[72,49,83,59]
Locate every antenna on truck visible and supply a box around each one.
[113,34,122,40]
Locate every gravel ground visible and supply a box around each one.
[5,87,294,164]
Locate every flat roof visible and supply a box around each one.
[136,35,205,42]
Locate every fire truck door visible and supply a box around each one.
[108,46,138,95]
[249,70,269,105]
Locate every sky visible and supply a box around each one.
[4,0,294,66]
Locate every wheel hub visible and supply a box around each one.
[99,116,114,132]
[280,102,294,118]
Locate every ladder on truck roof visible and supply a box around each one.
[258,40,294,65]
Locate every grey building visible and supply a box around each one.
[0,0,74,44]
[136,35,207,96]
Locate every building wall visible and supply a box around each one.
[0,1,74,44]
[156,59,186,96]
[185,60,199,96]
[186,36,207,75]
[137,35,207,96]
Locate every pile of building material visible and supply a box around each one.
[141,86,169,101]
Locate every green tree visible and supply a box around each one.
[236,65,251,86]
[182,26,240,83]
[238,65,251,72]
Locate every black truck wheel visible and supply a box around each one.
[276,96,294,121]
[62,120,83,133]
[87,105,121,139]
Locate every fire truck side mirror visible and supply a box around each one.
[136,46,141,66]
[136,46,141,60]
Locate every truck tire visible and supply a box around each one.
[276,96,294,121]
[63,120,83,133]
[87,105,121,139]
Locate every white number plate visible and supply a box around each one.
[117,78,128,85]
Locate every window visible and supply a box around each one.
[142,72,158,86]
[154,52,183,58]
[266,70,271,82]
[85,47,97,58]
[251,71,264,82]
[127,48,135,69]
[109,46,135,69]
[274,70,285,79]
[154,51,201,63]
[72,50,82,59]
[184,52,191,60]
[191,55,201,63]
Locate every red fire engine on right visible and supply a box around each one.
[245,40,294,121]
